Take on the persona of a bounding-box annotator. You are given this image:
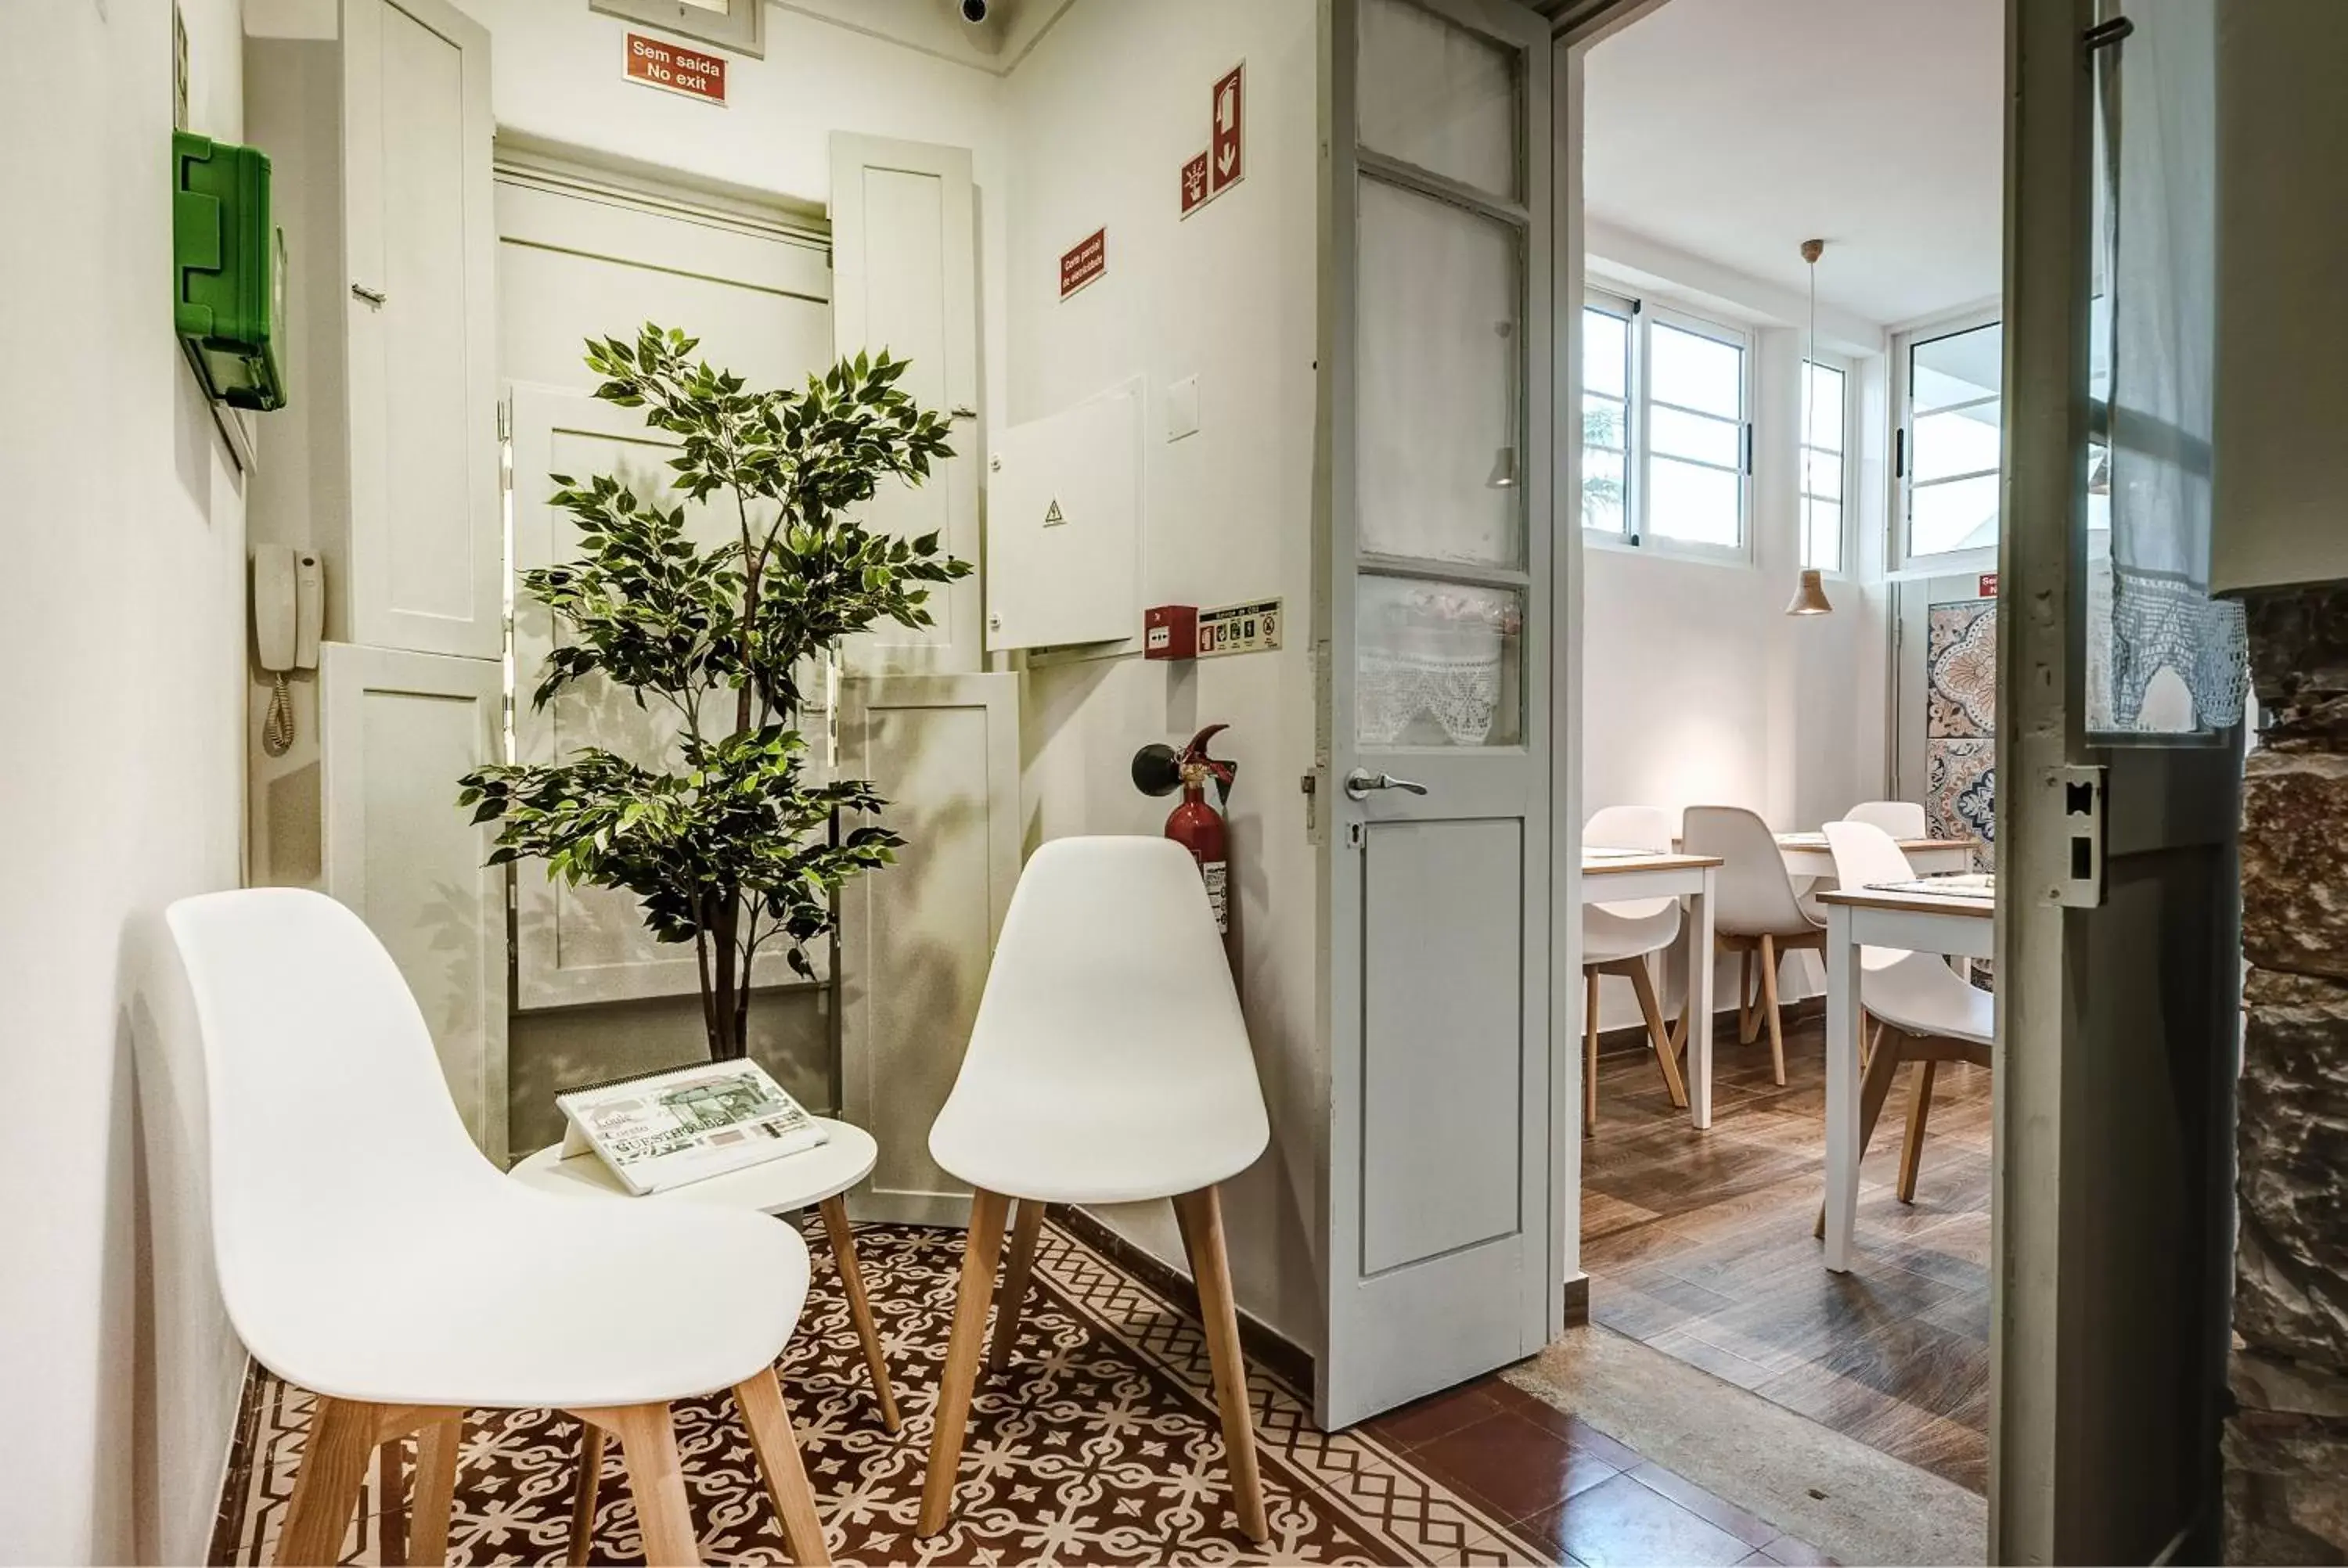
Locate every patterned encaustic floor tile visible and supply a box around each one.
[214,1219,1543,1566]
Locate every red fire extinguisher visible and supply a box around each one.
[1131,724,1238,937]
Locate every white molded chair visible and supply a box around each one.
[920,836,1270,1545]
[1580,805,1688,1129]
[167,889,829,1568]
[1814,822,1993,1232]
[1684,806,1824,1086]
[1842,800,1929,840]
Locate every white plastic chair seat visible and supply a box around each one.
[1582,903,1681,966]
[168,888,810,1414]
[230,1189,807,1411]
[928,836,1269,1207]
[1863,952,1994,1048]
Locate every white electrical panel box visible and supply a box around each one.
[985,384,1141,651]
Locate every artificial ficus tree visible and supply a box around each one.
[459,325,971,1059]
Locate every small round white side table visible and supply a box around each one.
[509,1120,896,1567]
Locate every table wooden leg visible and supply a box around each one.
[816,1196,902,1433]
[1688,869,1716,1129]
[989,1199,1046,1371]
[1823,902,1863,1271]
[918,1188,1010,1539]
[1583,970,1601,1133]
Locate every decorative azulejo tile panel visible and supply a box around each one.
[1926,600,1996,869]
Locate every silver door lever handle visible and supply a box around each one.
[1344,768,1428,800]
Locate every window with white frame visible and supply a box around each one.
[1799,356,1849,573]
[1580,290,1751,555]
[1901,317,2003,563]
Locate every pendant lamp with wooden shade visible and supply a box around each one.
[1787,237,1834,616]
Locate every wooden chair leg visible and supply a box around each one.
[1583,970,1601,1134]
[817,1196,902,1432]
[918,1188,1010,1538]
[376,1439,409,1567]
[989,1199,1046,1371]
[1898,1061,1939,1203]
[407,1414,461,1567]
[1737,948,1759,1043]
[1626,958,1687,1108]
[1817,1029,1910,1239]
[733,1365,832,1566]
[566,1422,604,1568]
[596,1403,699,1566]
[278,1397,380,1567]
[1759,934,1788,1086]
[1175,1185,1270,1545]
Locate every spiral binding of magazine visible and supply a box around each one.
[555,1059,828,1196]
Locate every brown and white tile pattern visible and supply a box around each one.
[214,1218,1550,1566]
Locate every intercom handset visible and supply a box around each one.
[253,545,322,757]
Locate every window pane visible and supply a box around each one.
[1355,177,1522,567]
[1585,391,1626,451]
[1802,497,1843,573]
[1650,404,1740,469]
[1911,321,2002,413]
[1912,404,2002,483]
[1358,0,1519,200]
[1648,456,1741,548]
[1800,445,1842,502]
[1583,445,1626,535]
[1650,322,1742,420]
[1583,306,1630,400]
[1911,473,2001,556]
[1356,574,1522,747]
[1803,362,1846,450]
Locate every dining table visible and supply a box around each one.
[1815,874,1995,1271]
[1580,846,1723,1128]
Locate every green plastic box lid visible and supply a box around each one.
[173,130,286,412]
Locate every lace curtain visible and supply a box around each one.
[2088,0,2249,736]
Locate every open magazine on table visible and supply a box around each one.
[556,1059,829,1196]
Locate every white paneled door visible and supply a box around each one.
[319,644,509,1163]
[342,0,501,659]
[828,135,983,675]
[836,675,1021,1225]
[1318,0,1555,1429]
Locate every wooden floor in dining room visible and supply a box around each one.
[1582,1012,1991,1496]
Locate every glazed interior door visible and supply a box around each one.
[1995,1,2242,1559]
[1318,0,1554,1430]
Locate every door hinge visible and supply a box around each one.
[2051,764,2106,908]
[496,398,511,444]
[1299,771,1317,835]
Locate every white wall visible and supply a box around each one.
[1002,0,1321,1346]
[0,1,253,1561]
[1581,245,1892,1027]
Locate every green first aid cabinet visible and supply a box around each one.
[173,130,287,411]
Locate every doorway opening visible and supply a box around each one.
[1564,0,2001,1540]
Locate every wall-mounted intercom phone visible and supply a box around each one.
[254,544,323,757]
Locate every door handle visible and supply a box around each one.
[351,283,387,307]
[1344,768,1428,800]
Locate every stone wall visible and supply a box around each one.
[2226,584,2348,1564]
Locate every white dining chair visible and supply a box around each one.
[1842,800,1929,840]
[1684,806,1824,1087]
[1580,804,1688,1130]
[167,889,829,1568]
[1813,822,1993,1233]
[920,836,1271,1545]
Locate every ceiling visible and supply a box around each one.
[1583,0,2003,328]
